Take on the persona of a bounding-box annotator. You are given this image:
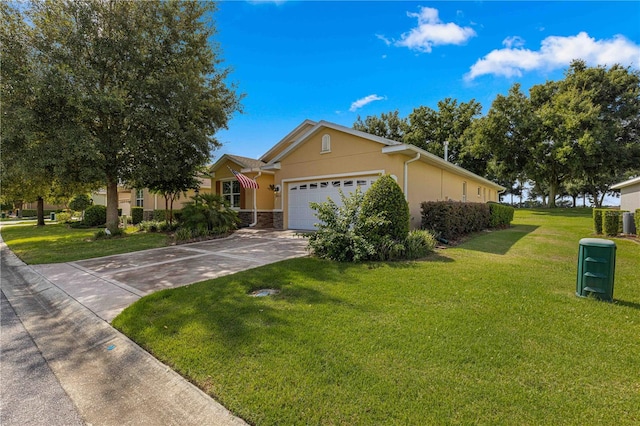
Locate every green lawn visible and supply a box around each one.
[0,223,168,264]
[110,209,637,424]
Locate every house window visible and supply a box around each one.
[321,134,331,153]
[462,182,467,202]
[222,180,241,208]
[136,189,144,207]
[477,187,481,197]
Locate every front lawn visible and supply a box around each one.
[113,209,640,425]
[0,223,168,264]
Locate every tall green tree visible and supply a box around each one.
[7,0,240,233]
[353,110,408,142]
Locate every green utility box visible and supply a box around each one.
[50,212,56,221]
[576,238,616,301]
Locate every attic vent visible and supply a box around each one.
[321,134,331,153]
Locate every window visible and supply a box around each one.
[462,182,467,202]
[357,180,367,186]
[332,181,341,187]
[477,187,481,197]
[299,184,307,190]
[321,134,331,153]
[310,183,318,189]
[222,180,241,208]
[320,182,328,188]
[343,180,353,187]
[136,189,144,207]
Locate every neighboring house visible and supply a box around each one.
[117,176,212,219]
[210,119,505,230]
[611,176,640,212]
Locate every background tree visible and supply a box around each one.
[7,0,240,233]
[353,110,408,142]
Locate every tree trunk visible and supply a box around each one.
[106,178,119,232]
[571,195,577,208]
[548,184,557,208]
[37,196,45,226]
[590,191,602,208]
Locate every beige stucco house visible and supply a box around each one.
[611,176,640,212]
[210,119,505,230]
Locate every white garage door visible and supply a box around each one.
[287,176,379,230]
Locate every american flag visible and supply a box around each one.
[228,166,259,189]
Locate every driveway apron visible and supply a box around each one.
[32,229,308,322]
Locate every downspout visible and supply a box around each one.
[249,171,262,227]
[404,153,421,201]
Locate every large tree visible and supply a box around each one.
[5,0,240,232]
[353,99,486,175]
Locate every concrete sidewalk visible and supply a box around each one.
[0,229,308,425]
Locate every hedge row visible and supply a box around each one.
[636,209,640,234]
[132,207,144,224]
[19,209,63,217]
[420,201,515,241]
[593,208,628,236]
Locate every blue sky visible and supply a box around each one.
[213,1,640,161]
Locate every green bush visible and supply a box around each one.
[94,227,124,239]
[131,207,144,225]
[138,220,161,232]
[83,205,107,226]
[635,210,640,235]
[593,208,605,234]
[404,230,437,259]
[152,210,168,221]
[488,203,514,228]
[603,210,626,236]
[307,188,384,262]
[179,194,239,234]
[56,212,72,222]
[360,175,410,242]
[420,201,490,241]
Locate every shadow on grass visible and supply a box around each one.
[527,207,593,218]
[461,224,539,255]
[614,299,640,311]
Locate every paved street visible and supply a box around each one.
[1,289,84,426]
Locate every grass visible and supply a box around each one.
[0,223,168,264]
[112,208,640,425]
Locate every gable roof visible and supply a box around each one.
[611,176,640,190]
[259,119,317,163]
[264,120,402,164]
[209,153,265,173]
[260,119,503,191]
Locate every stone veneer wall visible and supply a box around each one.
[273,211,283,230]
[238,211,275,229]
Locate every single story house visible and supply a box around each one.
[210,119,505,230]
[611,176,640,212]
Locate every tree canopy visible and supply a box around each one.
[1,0,241,230]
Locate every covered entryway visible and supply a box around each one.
[287,176,379,230]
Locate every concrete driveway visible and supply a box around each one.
[32,229,308,322]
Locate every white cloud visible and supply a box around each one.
[502,36,525,49]
[395,6,476,53]
[376,34,392,46]
[466,32,640,80]
[349,94,385,112]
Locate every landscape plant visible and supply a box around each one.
[68,194,92,220]
[593,208,605,234]
[82,205,107,227]
[179,193,240,235]
[131,207,144,225]
[635,209,640,234]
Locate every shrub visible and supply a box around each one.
[19,209,59,218]
[488,203,514,228]
[153,210,168,222]
[420,201,490,241]
[131,207,144,225]
[179,194,239,234]
[603,210,625,236]
[360,175,410,242]
[174,227,194,242]
[56,212,72,222]
[636,210,640,235]
[404,230,437,259]
[307,188,384,262]
[593,208,605,234]
[83,205,107,226]
[138,220,161,232]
